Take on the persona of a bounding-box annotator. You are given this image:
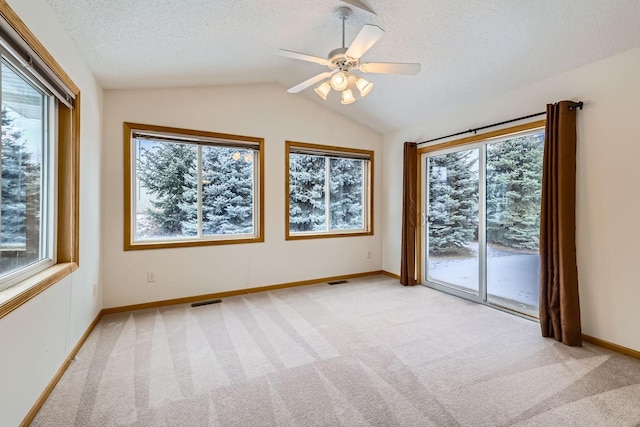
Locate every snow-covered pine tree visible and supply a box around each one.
[201,147,254,235]
[289,154,326,232]
[329,158,363,229]
[1,109,40,256]
[486,134,543,250]
[136,141,197,237]
[428,150,478,255]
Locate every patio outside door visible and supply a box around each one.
[422,130,544,318]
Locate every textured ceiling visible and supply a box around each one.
[45,0,640,133]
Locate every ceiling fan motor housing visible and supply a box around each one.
[328,47,359,72]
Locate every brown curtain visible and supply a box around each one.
[539,101,581,346]
[400,142,418,286]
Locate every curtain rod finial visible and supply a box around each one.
[569,101,584,111]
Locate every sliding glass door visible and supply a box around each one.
[426,148,480,296]
[485,134,543,316]
[422,128,544,318]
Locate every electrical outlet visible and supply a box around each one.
[92,283,97,296]
[366,250,372,259]
[147,272,156,283]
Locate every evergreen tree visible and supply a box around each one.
[428,150,478,255]
[136,141,197,237]
[136,143,256,238]
[329,158,363,229]
[289,154,326,232]
[1,109,40,252]
[486,134,543,250]
[201,147,254,235]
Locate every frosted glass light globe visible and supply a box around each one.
[341,89,356,105]
[314,82,331,100]
[330,71,349,91]
[356,77,374,97]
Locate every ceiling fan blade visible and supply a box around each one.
[287,71,334,94]
[345,25,384,59]
[340,0,376,15]
[359,62,422,75]
[276,49,329,66]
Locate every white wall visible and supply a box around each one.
[0,0,103,425]
[102,84,382,308]
[383,47,640,352]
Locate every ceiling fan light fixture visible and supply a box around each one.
[314,82,331,100]
[341,89,356,105]
[330,71,349,91]
[278,7,421,103]
[356,77,374,97]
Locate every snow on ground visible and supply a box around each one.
[428,243,539,316]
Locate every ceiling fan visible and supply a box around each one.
[276,6,421,104]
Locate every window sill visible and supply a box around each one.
[286,230,373,240]
[0,262,78,319]
[125,235,264,251]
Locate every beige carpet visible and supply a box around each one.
[33,275,640,426]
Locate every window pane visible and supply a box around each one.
[329,158,364,230]
[1,61,46,280]
[427,149,479,295]
[486,133,543,316]
[134,139,197,240]
[289,154,325,232]
[202,146,254,235]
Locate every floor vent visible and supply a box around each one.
[191,299,222,308]
[327,280,349,285]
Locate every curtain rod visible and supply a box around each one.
[417,101,583,146]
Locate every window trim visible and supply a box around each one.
[416,119,546,285]
[285,140,374,240]
[123,122,265,250]
[0,0,80,320]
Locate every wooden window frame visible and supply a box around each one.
[0,0,80,319]
[124,122,265,250]
[285,140,374,240]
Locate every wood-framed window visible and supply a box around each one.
[124,123,265,250]
[285,141,373,240]
[0,1,80,319]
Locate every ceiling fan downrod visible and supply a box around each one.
[328,7,357,73]
[336,6,352,49]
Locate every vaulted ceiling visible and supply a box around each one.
[45,0,640,133]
